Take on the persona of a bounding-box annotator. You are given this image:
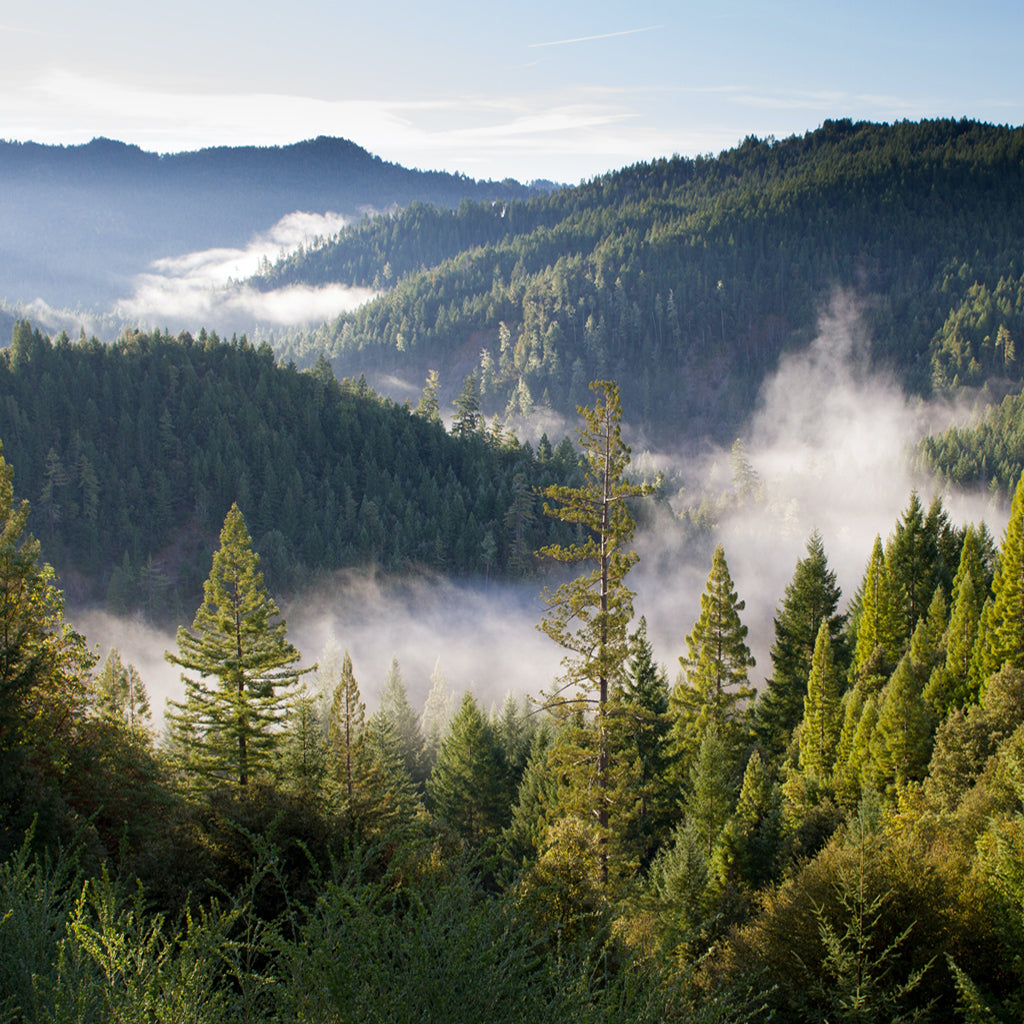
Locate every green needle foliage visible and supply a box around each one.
[537,380,651,885]
[165,503,310,790]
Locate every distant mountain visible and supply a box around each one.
[259,119,1024,445]
[0,136,547,309]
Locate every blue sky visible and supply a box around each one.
[1,0,1022,183]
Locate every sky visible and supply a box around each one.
[1,1,1022,184]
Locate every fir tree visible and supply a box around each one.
[868,654,935,794]
[165,504,308,789]
[850,536,900,690]
[95,647,151,734]
[328,648,366,802]
[379,656,428,789]
[671,544,755,770]
[981,469,1024,676]
[797,621,842,780]
[427,692,509,845]
[537,380,651,885]
[420,657,456,770]
[757,531,846,761]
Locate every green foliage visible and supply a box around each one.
[263,121,1024,448]
[165,504,309,790]
[671,545,755,772]
[427,692,510,846]
[757,531,847,762]
[0,325,582,617]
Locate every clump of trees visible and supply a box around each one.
[6,380,1024,1022]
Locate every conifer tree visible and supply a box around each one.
[717,749,784,892]
[616,617,673,866]
[420,657,456,769]
[850,535,900,690]
[757,531,846,761]
[95,647,151,734]
[363,708,423,829]
[980,469,1024,677]
[379,656,428,788]
[502,722,556,870]
[427,692,509,845]
[671,544,755,768]
[926,561,981,714]
[868,654,935,794]
[328,649,366,801]
[888,492,941,643]
[280,687,331,804]
[797,621,842,780]
[165,503,308,789]
[537,380,651,885]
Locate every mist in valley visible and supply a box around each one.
[69,294,1009,736]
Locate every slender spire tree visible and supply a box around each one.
[537,379,651,885]
[165,503,309,789]
[756,531,846,760]
[671,544,756,771]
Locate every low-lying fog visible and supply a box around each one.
[71,293,1008,732]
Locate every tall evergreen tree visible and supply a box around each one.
[671,544,755,770]
[379,656,428,789]
[797,621,842,780]
[980,469,1024,677]
[536,380,651,885]
[850,535,900,691]
[327,648,367,802]
[427,692,509,845]
[868,653,935,794]
[756,531,846,761]
[616,617,673,867]
[165,504,308,789]
[95,647,151,734]
[420,657,456,770]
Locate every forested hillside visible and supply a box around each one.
[918,387,1024,495]
[263,119,1024,443]
[4,381,1024,1021]
[0,320,584,620]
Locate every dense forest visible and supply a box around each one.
[3,377,1024,1021]
[7,117,1024,1022]
[0,320,588,620]
[260,119,1024,443]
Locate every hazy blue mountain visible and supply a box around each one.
[0,136,547,309]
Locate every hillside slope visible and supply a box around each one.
[0,136,544,309]
[263,119,1024,445]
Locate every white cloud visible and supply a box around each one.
[115,210,378,330]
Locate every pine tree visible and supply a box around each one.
[95,647,151,734]
[165,503,308,789]
[717,749,784,892]
[797,621,842,780]
[757,531,846,761]
[379,656,428,789]
[328,649,366,802]
[426,692,509,845]
[868,654,935,794]
[981,469,1024,676]
[616,617,673,867]
[926,559,981,714]
[850,536,900,690]
[671,544,755,769]
[452,372,483,439]
[537,380,651,885]
[420,657,456,769]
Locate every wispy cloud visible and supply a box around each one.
[1,69,684,182]
[115,210,378,331]
[529,26,662,48]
